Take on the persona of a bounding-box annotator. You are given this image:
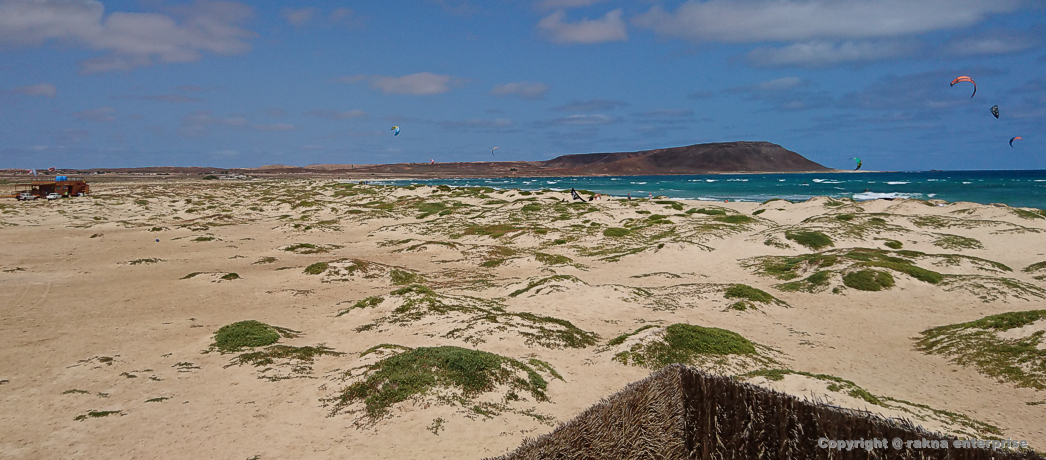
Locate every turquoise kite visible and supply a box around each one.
[852,157,862,171]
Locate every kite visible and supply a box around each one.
[27,168,37,177]
[852,157,862,171]
[1010,136,1022,147]
[491,147,498,156]
[991,105,999,119]
[951,76,976,98]
[391,126,400,136]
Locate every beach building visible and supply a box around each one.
[16,177,90,198]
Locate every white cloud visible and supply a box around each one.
[256,123,296,132]
[538,9,627,44]
[343,72,463,95]
[687,90,714,100]
[327,8,359,27]
[724,77,833,111]
[306,109,368,120]
[281,7,317,27]
[181,110,296,136]
[633,109,694,118]
[490,81,549,99]
[746,40,916,67]
[73,106,115,122]
[437,118,516,131]
[0,0,256,73]
[14,82,56,97]
[111,93,204,103]
[945,29,1041,57]
[550,113,619,125]
[551,99,628,112]
[537,0,607,10]
[281,7,357,28]
[633,0,1022,43]
[53,129,90,143]
[755,77,805,91]
[185,111,248,128]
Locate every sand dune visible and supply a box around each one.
[1,179,1045,458]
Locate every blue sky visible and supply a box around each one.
[1,0,1044,170]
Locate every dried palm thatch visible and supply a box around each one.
[489,364,1042,460]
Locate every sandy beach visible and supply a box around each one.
[1,179,1045,459]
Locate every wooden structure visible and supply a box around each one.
[489,365,1044,460]
[17,179,90,198]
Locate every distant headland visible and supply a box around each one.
[4,141,834,179]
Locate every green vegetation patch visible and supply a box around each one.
[933,234,984,250]
[350,285,598,348]
[303,262,329,275]
[534,252,573,266]
[390,269,424,285]
[461,223,526,239]
[227,345,344,381]
[416,202,448,218]
[127,258,163,265]
[746,248,946,286]
[480,259,507,268]
[74,410,123,421]
[336,296,384,316]
[784,230,834,250]
[603,227,630,237]
[843,269,895,291]
[883,239,903,249]
[655,201,684,211]
[723,284,774,303]
[283,243,341,254]
[613,324,759,369]
[860,260,940,284]
[747,253,840,281]
[210,320,299,353]
[1023,261,1046,277]
[220,272,240,280]
[939,275,1046,303]
[253,256,277,265]
[509,275,585,298]
[1012,208,1046,220]
[723,284,782,310]
[687,208,727,216]
[714,214,755,225]
[916,310,1046,390]
[737,369,882,406]
[606,325,658,347]
[327,345,553,421]
[776,270,833,293]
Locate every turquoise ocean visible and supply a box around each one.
[378,170,1046,209]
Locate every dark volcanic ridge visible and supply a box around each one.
[6,141,833,178]
[541,141,828,175]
